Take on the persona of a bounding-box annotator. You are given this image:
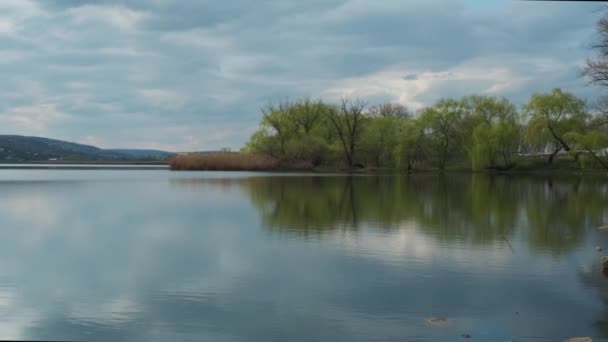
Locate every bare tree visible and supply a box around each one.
[260,100,293,157]
[292,98,326,134]
[368,102,410,119]
[326,98,368,168]
[583,16,608,87]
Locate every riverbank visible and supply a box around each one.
[169,152,608,175]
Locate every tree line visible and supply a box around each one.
[242,89,608,171]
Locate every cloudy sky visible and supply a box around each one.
[0,0,604,151]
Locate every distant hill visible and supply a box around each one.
[105,149,173,159]
[0,135,174,162]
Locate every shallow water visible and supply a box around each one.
[1,170,608,341]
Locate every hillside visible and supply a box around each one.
[105,149,173,159]
[0,135,173,162]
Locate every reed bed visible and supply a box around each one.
[169,152,282,171]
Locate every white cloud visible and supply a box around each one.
[0,0,43,20]
[0,104,70,135]
[161,28,235,50]
[0,18,14,35]
[137,88,188,109]
[66,5,146,31]
[321,55,577,110]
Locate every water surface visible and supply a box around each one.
[1,170,608,341]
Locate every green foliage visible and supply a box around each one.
[361,116,401,167]
[395,119,426,171]
[524,88,588,162]
[463,96,521,170]
[245,98,334,166]
[565,130,608,169]
[243,90,608,173]
[419,99,465,170]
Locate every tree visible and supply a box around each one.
[326,98,368,168]
[290,98,326,135]
[583,16,608,88]
[258,100,294,158]
[245,99,333,165]
[566,130,608,170]
[361,116,400,167]
[419,99,464,170]
[368,102,410,119]
[524,88,587,164]
[461,95,521,170]
[395,119,427,172]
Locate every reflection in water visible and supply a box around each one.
[174,174,608,254]
[0,171,607,341]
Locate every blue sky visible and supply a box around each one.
[0,0,604,151]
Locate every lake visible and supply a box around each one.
[1,169,607,341]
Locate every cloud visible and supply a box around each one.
[0,103,70,135]
[137,88,187,109]
[65,5,146,32]
[0,18,14,35]
[0,0,596,150]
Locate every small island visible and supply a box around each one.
[171,89,608,174]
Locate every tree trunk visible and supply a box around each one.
[587,147,608,170]
[547,147,561,165]
[548,125,578,161]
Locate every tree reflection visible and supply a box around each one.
[172,174,608,254]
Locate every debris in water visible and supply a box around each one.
[425,317,448,324]
[598,225,608,230]
[565,338,592,342]
[603,256,608,272]
[597,246,603,252]
[461,333,471,339]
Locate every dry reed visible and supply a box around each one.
[169,152,282,171]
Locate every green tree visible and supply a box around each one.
[245,99,334,165]
[524,88,587,164]
[361,116,401,167]
[565,129,608,170]
[395,119,427,172]
[461,96,521,170]
[420,99,464,170]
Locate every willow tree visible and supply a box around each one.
[245,99,334,165]
[419,99,464,170]
[361,115,401,167]
[461,95,521,170]
[395,119,427,172]
[566,130,608,169]
[524,88,587,164]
